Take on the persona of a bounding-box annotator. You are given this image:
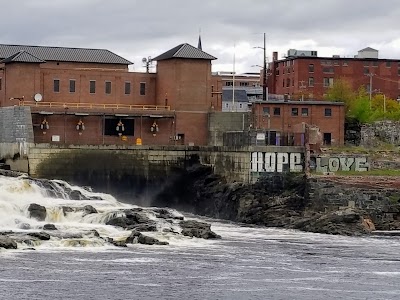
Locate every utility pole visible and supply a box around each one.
[262,33,267,101]
[366,73,374,109]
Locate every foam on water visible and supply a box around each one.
[0,175,200,250]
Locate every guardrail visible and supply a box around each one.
[18,101,170,111]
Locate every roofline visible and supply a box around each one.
[275,56,400,62]
[0,43,133,65]
[253,100,345,106]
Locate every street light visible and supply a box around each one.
[254,33,267,101]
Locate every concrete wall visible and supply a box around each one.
[0,106,34,143]
[361,120,400,147]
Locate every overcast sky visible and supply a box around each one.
[2,0,400,73]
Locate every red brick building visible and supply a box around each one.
[0,42,345,146]
[252,100,345,146]
[0,43,219,146]
[267,47,400,101]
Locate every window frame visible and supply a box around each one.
[53,79,60,93]
[139,82,146,96]
[324,108,332,117]
[105,81,112,95]
[273,107,281,116]
[124,81,131,95]
[291,107,299,116]
[89,80,96,94]
[301,107,309,116]
[69,79,76,93]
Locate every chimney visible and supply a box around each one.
[272,52,278,61]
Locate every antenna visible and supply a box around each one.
[142,56,153,73]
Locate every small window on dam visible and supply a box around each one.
[104,117,134,136]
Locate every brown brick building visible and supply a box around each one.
[267,47,400,101]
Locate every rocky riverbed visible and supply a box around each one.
[153,164,400,236]
[0,172,220,250]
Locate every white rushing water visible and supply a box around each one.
[1,175,400,299]
[0,174,192,250]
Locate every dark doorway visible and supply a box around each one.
[323,133,332,145]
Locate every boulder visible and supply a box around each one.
[83,205,97,215]
[43,224,57,231]
[179,220,221,239]
[293,209,375,235]
[126,231,168,245]
[18,223,31,230]
[106,211,153,229]
[28,203,47,221]
[27,232,51,240]
[0,236,17,249]
[107,237,127,247]
[153,208,184,220]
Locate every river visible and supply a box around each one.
[1,175,399,299]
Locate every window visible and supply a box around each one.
[308,77,314,87]
[140,82,146,95]
[282,79,285,87]
[301,108,309,116]
[273,107,281,116]
[363,61,370,67]
[386,61,392,68]
[286,78,290,87]
[0,78,2,90]
[104,118,134,136]
[325,108,332,117]
[53,79,60,93]
[239,103,243,109]
[323,67,334,73]
[225,81,233,86]
[105,81,112,94]
[69,80,76,93]
[263,107,270,115]
[308,64,314,73]
[124,82,131,95]
[323,78,333,87]
[333,60,339,66]
[89,80,96,94]
[225,103,229,108]
[372,61,378,67]
[239,82,249,86]
[343,61,348,66]
[291,108,298,116]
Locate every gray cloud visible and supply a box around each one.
[1,0,400,72]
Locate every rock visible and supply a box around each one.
[130,223,157,232]
[180,220,221,239]
[62,206,74,215]
[0,236,17,249]
[106,217,129,228]
[153,208,184,220]
[107,237,127,247]
[28,203,47,221]
[83,205,97,215]
[293,209,374,235]
[18,223,31,230]
[43,224,57,230]
[27,232,51,240]
[106,211,153,229]
[126,231,168,245]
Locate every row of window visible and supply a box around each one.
[53,79,146,95]
[309,62,400,73]
[262,107,332,117]
[225,81,260,87]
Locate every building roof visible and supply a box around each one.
[359,47,378,52]
[152,43,216,61]
[222,89,248,102]
[0,44,132,65]
[1,50,45,64]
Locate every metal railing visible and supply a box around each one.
[18,101,171,111]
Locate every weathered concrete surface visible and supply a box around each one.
[361,120,400,147]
